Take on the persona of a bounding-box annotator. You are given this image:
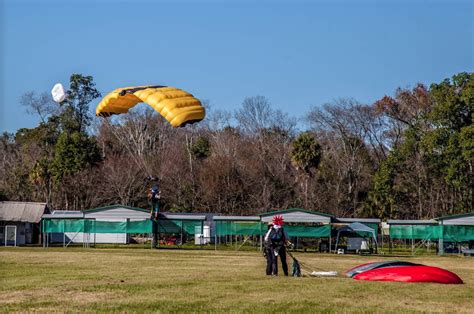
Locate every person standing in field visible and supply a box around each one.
[264,221,275,275]
[264,215,289,276]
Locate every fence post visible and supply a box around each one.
[201,220,204,248]
[389,224,392,254]
[214,221,217,251]
[63,219,66,248]
[438,222,444,256]
[42,220,45,248]
[328,224,332,253]
[181,220,184,248]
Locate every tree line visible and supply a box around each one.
[0,72,472,219]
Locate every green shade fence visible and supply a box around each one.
[215,221,263,236]
[285,225,331,238]
[157,220,203,235]
[42,219,153,233]
[363,223,379,238]
[215,221,331,238]
[389,224,474,242]
[42,219,203,235]
[390,225,440,241]
[442,225,474,242]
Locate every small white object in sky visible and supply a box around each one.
[51,83,66,103]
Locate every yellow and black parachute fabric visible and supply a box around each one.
[96,85,205,127]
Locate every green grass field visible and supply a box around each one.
[1,248,473,313]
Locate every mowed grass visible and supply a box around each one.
[1,248,473,313]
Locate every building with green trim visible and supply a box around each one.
[42,204,206,247]
[40,204,474,254]
[437,212,474,255]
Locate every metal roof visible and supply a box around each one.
[213,215,261,221]
[336,218,381,223]
[260,208,334,218]
[437,212,474,221]
[0,201,48,223]
[436,212,474,226]
[159,213,206,221]
[83,204,149,213]
[337,222,376,234]
[387,219,437,225]
[42,211,84,219]
[260,209,331,224]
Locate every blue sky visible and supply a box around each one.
[1,0,472,133]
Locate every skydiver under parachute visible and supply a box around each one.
[146,176,161,248]
[52,82,205,247]
[97,84,205,247]
[51,81,204,246]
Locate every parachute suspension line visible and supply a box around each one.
[103,115,159,246]
[185,126,198,210]
[185,132,193,176]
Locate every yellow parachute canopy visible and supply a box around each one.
[96,85,205,127]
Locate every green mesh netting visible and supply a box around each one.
[43,219,90,233]
[156,220,181,234]
[157,220,202,235]
[215,221,263,236]
[42,219,153,233]
[42,219,202,235]
[285,225,331,237]
[363,223,379,238]
[442,225,474,242]
[215,221,331,238]
[126,220,153,233]
[389,225,440,241]
[390,224,474,242]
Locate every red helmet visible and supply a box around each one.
[272,215,284,226]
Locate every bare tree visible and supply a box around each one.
[307,99,374,216]
[105,107,173,178]
[21,91,58,123]
[100,156,145,206]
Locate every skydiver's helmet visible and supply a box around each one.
[272,215,284,227]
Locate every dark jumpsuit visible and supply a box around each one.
[265,227,289,276]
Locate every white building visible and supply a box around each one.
[43,205,151,245]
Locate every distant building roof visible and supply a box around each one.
[159,213,206,221]
[336,218,381,224]
[42,210,84,219]
[387,219,437,225]
[337,222,376,234]
[260,208,333,218]
[0,201,48,223]
[260,208,332,223]
[83,204,148,213]
[213,215,261,221]
[436,212,474,225]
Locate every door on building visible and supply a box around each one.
[5,225,17,246]
[0,226,4,245]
